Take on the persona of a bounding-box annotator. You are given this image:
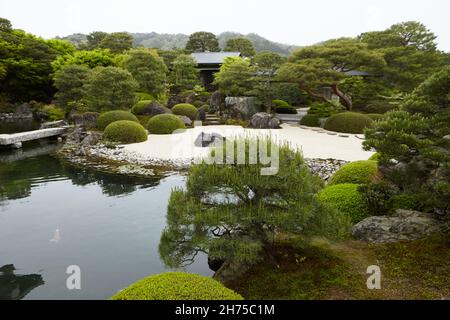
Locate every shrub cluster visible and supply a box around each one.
[97,110,139,130]
[103,120,148,144]
[172,103,198,120]
[111,272,244,300]
[147,114,186,134]
[300,114,321,127]
[324,112,373,134]
[135,92,154,101]
[329,160,378,185]
[273,105,297,114]
[272,99,289,107]
[307,102,344,118]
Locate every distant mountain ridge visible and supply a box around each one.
[58,31,299,55]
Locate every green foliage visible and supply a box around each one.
[99,32,133,54]
[85,31,108,50]
[253,51,284,69]
[329,160,378,185]
[185,32,220,52]
[83,66,138,112]
[168,54,200,92]
[317,184,370,223]
[300,114,320,127]
[159,139,350,268]
[271,83,310,106]
[124,49,168,97]
[51,49,116,74]
[40,105,65,121]
[368,153,381,161]
[272,99,289,107]
[97,110,139,130]
[214,57,255,96]
[135,92,154,101]
[103,120,147,144]
[358,182,394,216]
[147,114,186,134]
[131,100,153,115]
[171,103,198,120]
[274,105,297,114]
[389,194,421,211]
[54,65,91,111]
[324,112,373,134]
[307,102,344,118]
[224,37,255,57]
[111,272,243,300]
[366,113,384,121]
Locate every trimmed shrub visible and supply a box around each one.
[147,114,186,134]
[131,100,152,115]
[193,100,204,108]
[366,113,384,121]
[272,99,289,107]
[329,160,378,185]
[135,92,154,101]
[172,103,198,120]
[324,112,373,134]
[307,102,344,118]
[97,110,139,130]
[300,114,320,127]
[274,105,297,114]
[103,120,147,144]
[368,152,381,161]
[111,272,243,300]
[317,184,370,223]
[389,194,421,212]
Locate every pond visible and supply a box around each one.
[0,139,212,300]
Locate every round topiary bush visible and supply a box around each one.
[300,114,321,127]
[272,99,289,107]
[147,114,186,134]
[324,112,373,134]
[329,160,378,185]
[131,100,152,115]
[274,105,297,114]
[103,120,147,144]
[366,113,384,121]
[97,110,139,130]
[135,92,154,101]
[368,152,380,161]
[111,272,244,300]
[193,100,204,108]
[172,103,198,121]
[317,183,370,223]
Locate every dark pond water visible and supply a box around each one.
[0,119,40,134]
[0,138,211,300]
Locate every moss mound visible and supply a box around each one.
[147,114,186,134]
[111,272,244,300]
[103,120,147,144]
[329,160,378,185]
[97,110,139,131]
[272,99,289,107]
[172,103,198,120]
[317,183,370,223]
[131,100,152,115]
[324,112,373,134]
[300,114,321,127]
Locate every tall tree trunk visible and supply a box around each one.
[331,84,353,111]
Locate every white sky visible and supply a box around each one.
[1,0,449,51]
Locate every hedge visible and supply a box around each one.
[329,160,378,185]
[111,272,244,300]
[103,120,147,144]
[368,153,381,161]
[147,114,186,134]
[323,112,373,134]
[131,100,152,115]
[97,110,139,130]
[135,92,154,101]
[317,184,370,223]
[274,105,297,114]
[272,99,289,107]
[300,114,320,127]
[307,102,343,118]
[366,113,384,121]
[172,103,198,120]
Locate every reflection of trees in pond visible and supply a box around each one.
[0,264,44,300]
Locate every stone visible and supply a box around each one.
[81,131,102,147]
[177,115,192,127]
[210,91,225,113]
[65,126,87,145]
[197,106,207,122]
[185,92,197,104]
[70,112,99,129]
[351,209,441,243]
[13,103,33,119]
[194,132,224,147]
[249,112,281,129]
[225,97,258,120]
[143,102,172,117]
[0,128,67,146]
[167,94,184,108]
[40,120,68,129]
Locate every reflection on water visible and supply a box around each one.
[0,141,212,299]
[0,119,40,134]
[0,265,44,300]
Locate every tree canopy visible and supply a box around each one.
[214,57,255,96]
[168,54,200,92]
[99,32,134,54]
[224,37,255,57]
[185,32,220,52]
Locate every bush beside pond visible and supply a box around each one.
[324,112,373,134]
[329,160,378,185]
[103,120,147,144]
[172,103,198,121]
[111,272,244,300]
[147,114,186,134]
[97,110,139,130]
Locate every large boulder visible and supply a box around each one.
[197,106,207,122]
[194,132,224,147]
[81,131,102,147]
[249,112,281,129]
[225,97,258,120]
[177,115,192,127]
[167,94,184,108]
[70,112,99,129]
[143,102,172,117]
[351,209,442,243]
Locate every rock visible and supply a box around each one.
[167,94,184,108]
[70,112,99,129]
[177,115,192,127]
[65,126,87,145]
[143,102,172,117]
[225,97,258,120]
[81,131,102,147]
[197,106,207,122]
[76,146,87,156]
[185,92,197,104]
[352,209,441,243]
[13,103,33,119]
[40,120,68,129]
[117,164,154,176]
[194,132,224,147]
[304,158,348,181]
[210,91,225,113]
[249,112,281,129]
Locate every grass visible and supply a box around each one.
[227,234,450,300]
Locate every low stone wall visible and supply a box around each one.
[0,112,33,121]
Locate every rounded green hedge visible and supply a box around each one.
[300,114,321,127]
[366,113,384,121]
[272,99,289,107]
[111,272,244,300]
[135,92,154,101]
[147,114,186,134]
[329,160,378,185]
[323,112,373,134]
[274,105,297,114]
[131,100,152,115]
[368,152,381,161]
[172,103,198,120]
[103,120,147,144]
[97,110,139,131]
[317,183,370,223]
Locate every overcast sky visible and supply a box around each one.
[1,0,449,51]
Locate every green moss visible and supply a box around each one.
[300,114,321,127]
[97,110,139,130]
[111,272,244,300]
[329,160,378,185]
[147,114,186,134]
[172,103,198,120]
[317,183,370,223]
[131,100,152,115]
[324,112,373,134]
[103,120,147,144]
